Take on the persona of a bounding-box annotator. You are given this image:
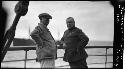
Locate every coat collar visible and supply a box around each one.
[68,27,77,31]
[38,23,49,31]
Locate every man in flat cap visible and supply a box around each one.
[30,13,57,68]
[61,17,89,68]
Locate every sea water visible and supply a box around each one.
[1,47,113,68]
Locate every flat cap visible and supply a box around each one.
[38,13,52,19]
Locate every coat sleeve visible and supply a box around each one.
[61,36,64,43]
[61,30,67,43]
[77,29,89,48]
[30,26,43,46]
[60,30,67,49]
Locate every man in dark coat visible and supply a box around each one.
[61,17,89,68]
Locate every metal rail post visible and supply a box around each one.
[24,50,28,68]
[105,48,108,68]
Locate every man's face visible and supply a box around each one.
[41,17,50,26]
[66,19,75,29]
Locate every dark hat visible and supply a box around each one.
[38,13,52,19]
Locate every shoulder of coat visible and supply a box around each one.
[64,29,69,33]
[75,27,82,32]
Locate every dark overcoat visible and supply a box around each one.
[61,27,89,62]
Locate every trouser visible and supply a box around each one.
[69,58,88,68]
[40,58,55,68]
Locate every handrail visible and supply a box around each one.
[7,46,113,51]
[1,46,113,68]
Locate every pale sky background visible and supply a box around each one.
[2,1,114,41]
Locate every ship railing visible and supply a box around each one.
[1,46,113,68]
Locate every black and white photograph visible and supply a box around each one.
[2,1,121,68]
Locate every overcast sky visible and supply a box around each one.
[2,1,114,41]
